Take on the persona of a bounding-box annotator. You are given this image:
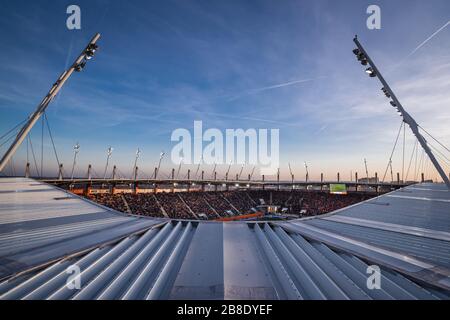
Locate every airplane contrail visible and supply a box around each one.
[404,20,450,60]
[387,20,450,75]
[226,76,327,101]
[249,76,328,93]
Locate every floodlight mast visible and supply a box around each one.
[0,33,101,173]
[353,36,450,190]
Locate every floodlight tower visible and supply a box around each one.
[176,157,183,179]
[194,157,202,180]
[249,166,256,181]
[0,33,101,172]
[364,158,369,182]
[211,163,217,179]
[238,164,245,180]
[103,146,113,179]
[225,161,232,180]
[155,151,165,179]
[352,36,450,190]
[304,161,309,182]
[133,148,141,180]
[70,142,80,180]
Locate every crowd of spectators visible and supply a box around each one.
[222,191,255,214]
[123,193,165,218]
[88,193,129,213]
[179,192,218,219]
[248,190,372,216]
[157,193,193,219]
[86,190,373,220]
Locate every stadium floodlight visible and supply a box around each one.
[365,67,376,77]
[85,43,98,60]
[356,52,368,65]
[155,151,165,179]
[103,146,113,179]
[353,35,450,189]
[74,142,80,153]
[70,142,80,180]
[381,87,391,98]
[75,60,86,72]
[352,48,360,55]
[0,34,100,172]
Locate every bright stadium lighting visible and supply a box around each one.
[85,43,98,60]
[356,52,368,65]
[74,60,86,72]
[365,67,376,77]
[381,87,391,98]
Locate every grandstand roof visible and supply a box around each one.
[0,178,449,299]
[0,178,164,278]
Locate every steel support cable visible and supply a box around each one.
[43,112,61,169]
[0,118,27,142]
[428,149,450,172]
[415,148,423,181]
[418,125,450,154]
[382,121,404,182]
[414,142,418,181]
[91,167,101,179]
[427,142,450,164]
[117,168,127,179]
[423,155,430,180]
[28,134,40,177]
[0,132,18,149]
[40,116,44,177]
[417,149,425,180]
[26,136,29,164]
[10,155,15,176]
[405,140,418,182]
[402,123,406,182]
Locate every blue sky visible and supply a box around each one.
[0,0,449,180]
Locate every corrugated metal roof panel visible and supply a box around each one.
[0,178,164,279]
[1,221,448,300]
[329,183,450,232]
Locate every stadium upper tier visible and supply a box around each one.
[0,177,449,299]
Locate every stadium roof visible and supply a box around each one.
[0,178,449,300]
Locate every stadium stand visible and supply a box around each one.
[85,190,374,220]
